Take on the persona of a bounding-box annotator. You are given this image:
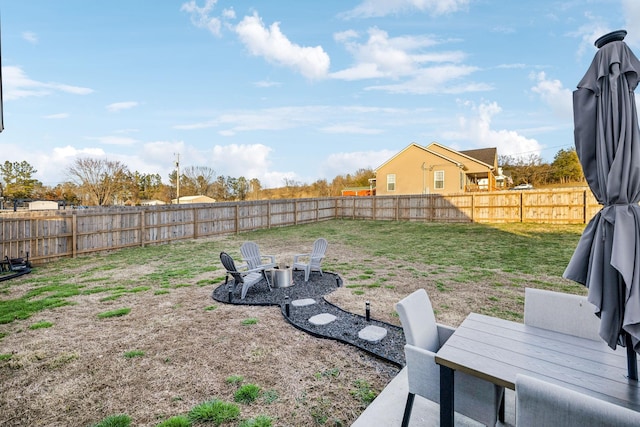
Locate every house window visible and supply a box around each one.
[434,170,444,190]
[387,174,396,191]
[460,171,464,191]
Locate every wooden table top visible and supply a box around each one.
[435,313,640,411]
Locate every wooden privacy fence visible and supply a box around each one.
[0,188,600,264]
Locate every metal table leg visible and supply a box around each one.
[440,365,455,427]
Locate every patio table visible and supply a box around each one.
[435,313,640,427]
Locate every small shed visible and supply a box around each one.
[28,200,59,211]
[171,195,216,204]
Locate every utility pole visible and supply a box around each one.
[175,153,180,204]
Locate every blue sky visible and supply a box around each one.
[1,0,638,189]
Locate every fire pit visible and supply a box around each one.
[270,268,293,288]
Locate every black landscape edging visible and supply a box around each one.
[211,271,405,367]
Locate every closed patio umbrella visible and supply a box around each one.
[564,29,640,380]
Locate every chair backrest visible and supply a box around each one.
[395,288,440,352]
[516,374,640,426]
[220,252,243,284]
[240,241,261,270]
[310,238,328,266]
[524,288,601,341]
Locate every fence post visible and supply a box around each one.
[140,211,145,247]
[520,192,524,223]
[583,190,587,224]
[267,201,271,229]
[193,207,198,239]
[235,204,239,234]
[72,211,77,258]
[471,193,475,223]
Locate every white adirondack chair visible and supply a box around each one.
[292,238,328,282]
[240,241,277,271]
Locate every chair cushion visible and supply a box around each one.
[396,289,440,352]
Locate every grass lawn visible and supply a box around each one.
[0,219,586,426]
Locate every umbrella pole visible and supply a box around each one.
[625,332,638,380]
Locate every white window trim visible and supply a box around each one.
[387,174,396,191]
[434,170,444,190]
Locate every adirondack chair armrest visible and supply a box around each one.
[261,255,276,263]
[293,253,310,263]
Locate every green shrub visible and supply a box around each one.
[188,399,239,425]
[234,383,261,404]
[92,414,132,427]
[123,350,145,358]
[225,375,244,385]
[29,321,53,330]
[239,415,273,427]
[97,308,131,319]
[155,415,191,427]
[241,318,258,325]
[351,379,377,406]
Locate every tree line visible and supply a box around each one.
[0,147,584,207]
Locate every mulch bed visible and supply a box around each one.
[212,269,406,367]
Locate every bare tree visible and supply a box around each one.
[67,158,130,206]
[182,166,216,197]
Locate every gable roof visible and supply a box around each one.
[459,147,497,168]
[427,142,496,170]
[374,142,463,171]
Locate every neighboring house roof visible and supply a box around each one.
[374,142,464,171]
[459,147,498,169]
[427,142,496,170]
[171,195,216,204]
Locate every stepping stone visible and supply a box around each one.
[292,298,316,307]
[358,325,388,343]
[309,313,337,326]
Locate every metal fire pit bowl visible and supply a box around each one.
[270,268,293,288]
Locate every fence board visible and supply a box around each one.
[1,189,602,264]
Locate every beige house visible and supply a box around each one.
[375,142,501,196]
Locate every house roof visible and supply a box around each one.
[427,142,496,170]
[374,142,463,171]
[459,147,497,168]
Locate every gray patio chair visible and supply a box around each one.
[292,238,327,282]
[516,374,640,426]
[396,289,504,427]
[219,252,269,299]
[524,288,601,341]
[240,241,277,272]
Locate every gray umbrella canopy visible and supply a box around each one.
[563,32,640,369]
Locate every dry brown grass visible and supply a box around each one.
[0,222,579,427]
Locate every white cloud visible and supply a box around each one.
[43,113,69,119]
[22,32,38,44]
[530,71,572,119]
[623,0,640,48]
[365,65,490,94]
[320,149,397,179]
[87,136,139,146]
[253,80,282,88]
[2,66,93,100]
[320,124,383,135]
[211,143,275,184]
[331,27,486,94]
[443,101,542,159]
[181,0,222,36]
[331,28,441,80]
[234,13,330,80]
[342,0,470,19]
[106,101,139,112]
